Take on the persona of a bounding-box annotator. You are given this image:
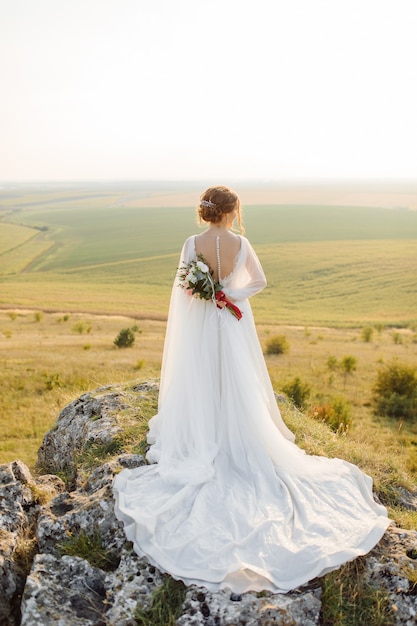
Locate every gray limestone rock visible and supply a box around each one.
[364,526,417,626]
[36,389,133,475]
[36,461,125,557]
[103,551,164,625]
[1,384,417,625]
[0,460,65,625]
[20,553,107,626]
[177,587,322,626]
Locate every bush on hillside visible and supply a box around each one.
[340,355,357,375]
[281,377,311,410]
[372,361,417,422]
[265,335,290,355]
[72,321,92,335]
[361,326,374,342]
[309,397,352,433]
[326,355,339,371]
[391,331,403,345]
[114,327,135,348]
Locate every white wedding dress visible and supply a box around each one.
[113,235,389,593]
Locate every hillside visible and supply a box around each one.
[1,382,416,625]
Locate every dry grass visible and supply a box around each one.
[1,309,416,499]
[320,557,395,626]
[0,310,164,465]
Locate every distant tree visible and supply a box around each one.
[340,356,357,388]
[114,327,135,348]
[341,356,357,375]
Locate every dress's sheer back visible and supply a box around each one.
[195,232,241,282]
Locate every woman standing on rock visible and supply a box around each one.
[113,185,389,593]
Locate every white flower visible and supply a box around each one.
[188,273,197,284]
[196,261,209,273]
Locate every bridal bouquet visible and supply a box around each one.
[177,255,242,320]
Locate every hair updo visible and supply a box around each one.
[197,186,243,232]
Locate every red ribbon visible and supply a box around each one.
[215,291,243,320]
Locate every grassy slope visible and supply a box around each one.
[1,311,416,490]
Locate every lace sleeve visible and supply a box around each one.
[223,238,267,302]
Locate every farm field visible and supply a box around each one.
[1,181,417,326]
[0,181,417,520]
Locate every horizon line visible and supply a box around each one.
[1,177,417,187]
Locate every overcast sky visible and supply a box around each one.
[1,0,416,182]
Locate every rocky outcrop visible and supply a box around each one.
[0,460,65,625]
[1,382,416,625]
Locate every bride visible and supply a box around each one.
[113,185,389,593]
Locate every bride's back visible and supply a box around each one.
[195,230,241,282]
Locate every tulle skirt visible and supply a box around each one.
[113,296,389,593]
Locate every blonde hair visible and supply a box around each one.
[197,186,244,233]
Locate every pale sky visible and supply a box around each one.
[1,0,416,182]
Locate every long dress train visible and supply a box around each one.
[113,235,389,593]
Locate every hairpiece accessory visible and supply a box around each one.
[200,200,216,209]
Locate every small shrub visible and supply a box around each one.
[114,327,135,348]
[376,393,417,422]
[34,311,43,323]
[391,331,403,345]
[373,362,417,422]
[361,326,374,342]
[326,356,339,371]
[8,312,17,321]
[340,356,357,375]
[72,321,92,334]
[340,356,357,389]
[134,359,145,370]
[309,397,352,433]
[43,373,63,390]
[281,377,311,410]
[265,335,290,355]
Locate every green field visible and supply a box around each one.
[1,182,417,326]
